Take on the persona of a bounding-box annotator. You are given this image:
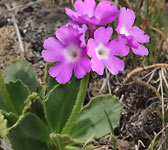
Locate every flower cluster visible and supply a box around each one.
[42,0,150,84]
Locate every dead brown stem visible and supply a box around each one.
[114,63,168,93]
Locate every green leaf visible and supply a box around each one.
[70,95,122,143]
[2,111,18,127]
[23,93,46,123]
[8,112,50,150]
[6,80,30,115]
[4,59,38,92]
[44,63,58,93]
[44,77,80,133]
[50,133,79,150]
[0,70,14,113]
[0,88,9,112]
[37,85,45,99]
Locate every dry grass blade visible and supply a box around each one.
[150,26,167,40]
[147,124,168,149]
[161,68,168,89]
[152,0,165,26]
[81,136,94,150]
[114,63,168,93]
[159,70,165,131]
[137,140,145,150]
[5,3,25,53]
[93,144,113,150]
[105,69,112,94]
[6,0,47,13]
[149,0,157,14]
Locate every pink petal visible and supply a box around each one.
[56,25,80,45]
[95,1,118,25]
[116,7,135,33]
[74,0,96,17]
[74,57,91,78]
[65,8,85,24]
[49,63,73,84]
[84,0,96,17]
[66,0,96,25]
[48,63,62,78]
[80,34,86,46]
[94,27,113,44]
[91,57,105,75]
[131,44,149,56]
[42,37,63,62]
[78,14,98,25]
[67,21,87,34]
[88,38,97,57]
[74,0,86,14]
[67,21,87,46]
[108,37,130,56]
[105,56,124,75]
[65,8,80,19]
[129,26,150,43]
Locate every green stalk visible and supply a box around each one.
[62,73,90,134]
[50,133,62,150]
[152,10,162,27]
[152,0,165,27]
[53,135,62,150]
[0,70,16,113]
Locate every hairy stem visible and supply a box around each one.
[62,73,90,134]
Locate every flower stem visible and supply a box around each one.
[62,73,90,134]
[88,25,95,39]
[0,70,16,113]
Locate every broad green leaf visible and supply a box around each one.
[50,133,79,150]
[70,95,122,143]
[6,80,30,115]
[4,59,38,92]
[44,63,58,93]
[2,111,18,127]
[8,112,50,150]
[0,88,8,112]
[23,92,46,123]
[37,85,45,99]
[44,77,80,133]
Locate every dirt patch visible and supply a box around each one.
[0,1,69,81]
[0,25,23,74]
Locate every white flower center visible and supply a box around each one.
[95,44,109,60]
[64,44,81,63]
[120,27,129,36]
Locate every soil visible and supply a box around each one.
[0,0,168,150]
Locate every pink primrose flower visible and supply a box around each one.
[42,25,91,84]
[66,20,87,46]
[67,20,87,34]
[65,0,118,26]
[88,27,129,75]
[116,7,150,56]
